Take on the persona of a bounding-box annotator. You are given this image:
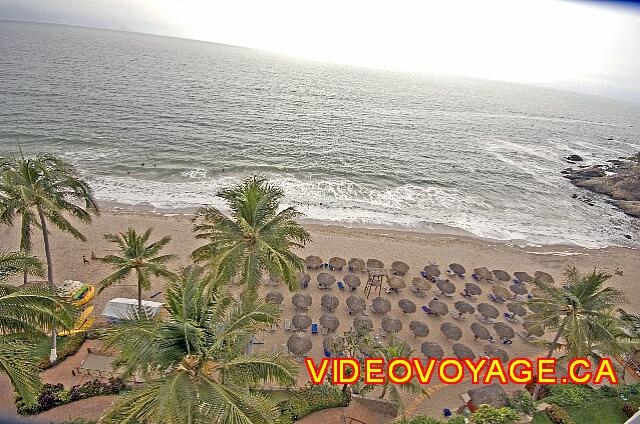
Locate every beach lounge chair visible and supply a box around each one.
[472,273,480,281]
[284,319,292,331]
[338,281,345,290]
[302,281,308,289]
[451,311,463,320]
[311,323,319,334]
[422,305,435,315]
[324,348,331,357]
[321,326,328,335]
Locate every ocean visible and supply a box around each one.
[2,20,639,248]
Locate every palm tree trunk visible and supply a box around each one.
[137,271,143,313]
[37,205,57,363]
[533,320,566,400]
[380,384,387,399]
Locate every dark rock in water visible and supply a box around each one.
[606,137,614,141]
[625,234,632,240]
[571,193,578,199]
[565,154,584,162]
[562,153,640,218]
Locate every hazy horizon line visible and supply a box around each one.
[3,17,640,106]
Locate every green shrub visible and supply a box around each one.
[623,402,639,418]
[508,390,536,415]
[16,378,124,415]
[545,405,576,424]
[278,384,350,424]
[36,332,87,370]
[544,384,598,407]
[471,405,519,424]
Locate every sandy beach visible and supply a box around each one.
[2,208,639,418]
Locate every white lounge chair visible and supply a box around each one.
[284,319,292,331]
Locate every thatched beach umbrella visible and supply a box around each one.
[514,272,533,283]
[317,272,336,289]
[305,255,323,269]
[494,322,515,339]
[388,276,407,290]
[398,299,416,314]
[464,282,482,295]
[367,258,384,270]
[473,267,493,281]
[412,277,431,292]
[510,284,528,295]
[506,302,527,317]
[321,294,339,312]
[381,316,402,334]
[421,342,444,359]
[428,299,448,316]
[478,303,499,320]
[441,322,463,340]
[492,270,511,282]
[468,385,508,408]
[453,343,475,360]
[436,279,455,295]
[391,261,410,276]
[492,285,511,299]
[487,346,509,363]
[329,257,346,271]
[320,314,340,332]
[470,322,492,340]
[344,274,361,290]
[292,293,312,310]
[454,301,475,315]
[298,272,311,287]
[449,263,466,277]
[265,291,284,305]
[347,294,366,314]
[349,258,365,272]
[523,319,544,337]
[372,297,391,314]
[353,315,373,333]
[292,313,312,331]
[534,271,554,284]
[409,320,429,337]
[287,333,312,356]
[423,264,441,280]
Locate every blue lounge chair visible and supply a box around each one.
[302,281,309,289]
[338,281,345,290]
[472,273,479,281]
[324,348,331,357]
[311,323,319,334]
[422,305,434,315]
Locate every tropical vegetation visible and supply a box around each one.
[192,176,310,293]
[525,266,630,399]
[0,153,99,361]
[100,264,298,424]
[0,251,75,404]
[98,227,176,311]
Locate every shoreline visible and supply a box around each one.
[101,201,637,252]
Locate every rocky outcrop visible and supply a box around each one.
[562,153,640,218]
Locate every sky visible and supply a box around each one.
[1,0,640,102]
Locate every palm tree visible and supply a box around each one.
[374,337,435,411]
[0,153,99,361]
[0,251,76,405]
[98,228,176,311]
[527,266,627,399]
[618,309,640,381]
[192,177,311,294]
[101,265,298,424]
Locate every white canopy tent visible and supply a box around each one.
[102,298,164,322]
